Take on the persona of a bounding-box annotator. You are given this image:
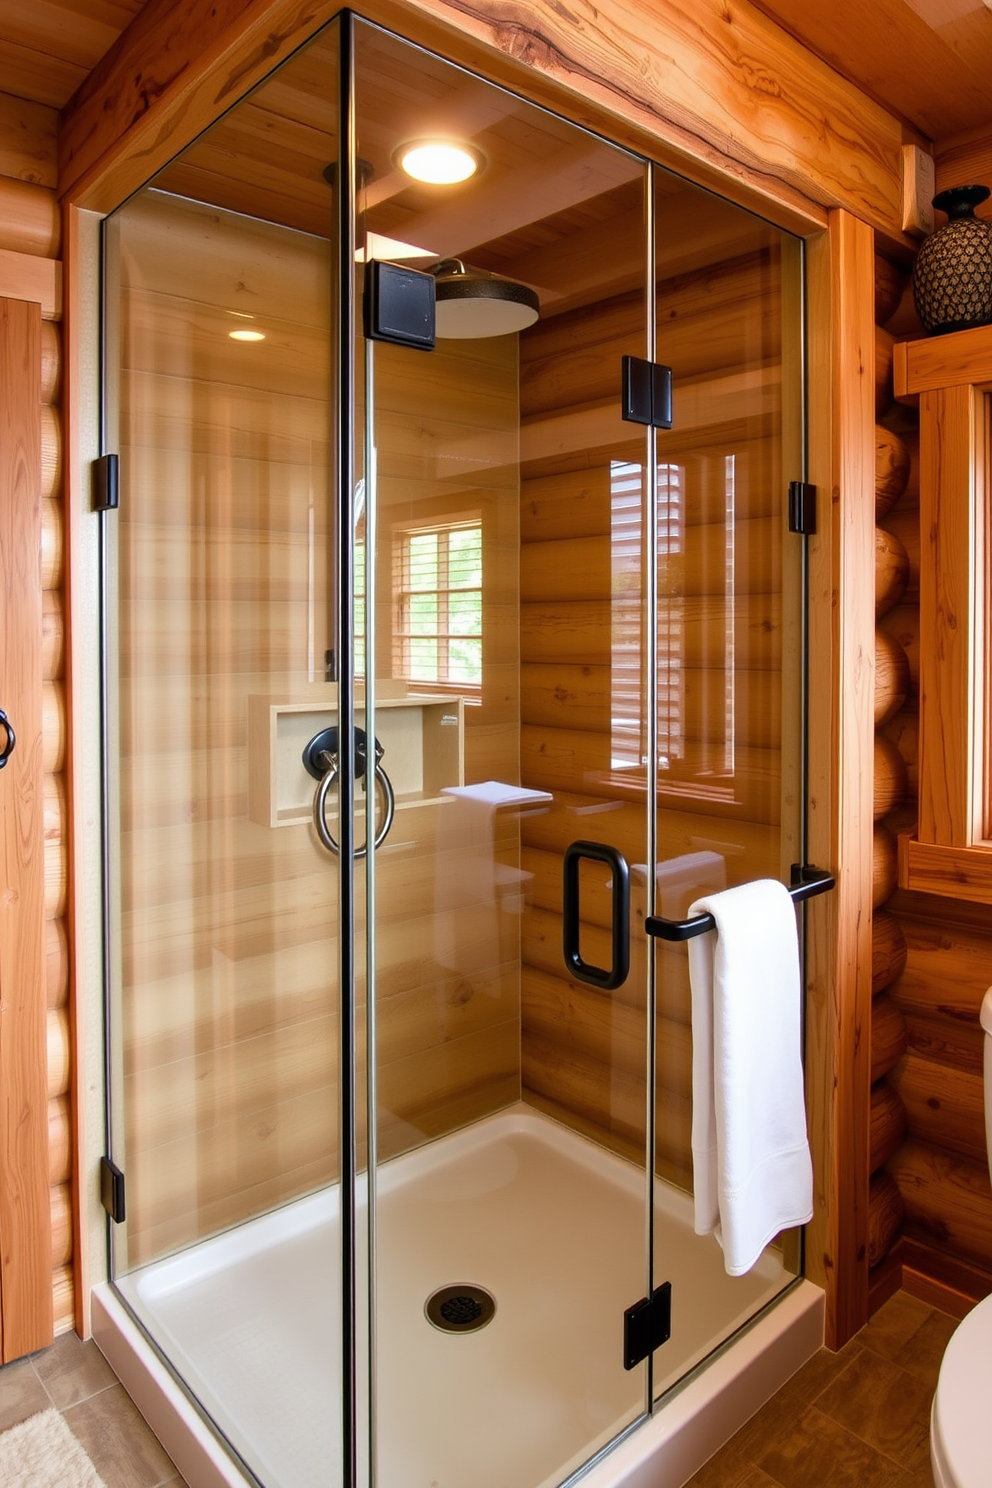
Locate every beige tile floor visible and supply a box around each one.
[0,1290,956,1488]
[0,1330,187,1488]
[684,1290,956,1488]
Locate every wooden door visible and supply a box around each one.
[0,295,54,1360]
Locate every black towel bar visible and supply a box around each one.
[643,865,835,943]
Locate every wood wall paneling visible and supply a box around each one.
[0,297,55,1360]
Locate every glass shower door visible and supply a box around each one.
[649,175,806,1398]
[353,20,655,1488]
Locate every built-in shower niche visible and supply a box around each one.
[247,689,465,828]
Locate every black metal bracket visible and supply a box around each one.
[644,865,835,943]
[624,1281,672,1370]
[788,480,817,535]
[92,454,119,512]
[101,1156,126,1224]
[621,355,673,429]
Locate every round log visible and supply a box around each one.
[53,1265,74,1335]
[872,995,910,1082]
[41,406,61,502]
[47,1008,69,1101]
[872,908,907,996]
[880,606,919,689]
[867,1169,905,1268]
[887,1138,992,1270]
[42,589,64,683]
[882,509,919,597]
[0,178,60,258]
[40,322,60,406]
[885,278,925,340]
[42,681,65,774]
[875,526,909,617]
[875,629,911,725]
[873,825,898,908]
[50,1183,71,1268]
[48,1096,71,1186]
[46,917,68,1008]
[882,710,918,794]
[875,254,905,327]
[875,326,895,419]
[875,426,911,520]
[41,497,63,590]
[874,732,908,820]
[870,1080,907,1171]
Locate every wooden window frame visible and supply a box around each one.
[391,516,482,696]
[894,327,992,901]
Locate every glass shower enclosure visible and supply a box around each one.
[100,12,807,1487]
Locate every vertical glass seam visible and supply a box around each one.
[97,219,115,1282]
[364,335,379,1488]
[338,14,359,1487]
[644,162,659,1412]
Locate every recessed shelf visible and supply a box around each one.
[248,688,464,829]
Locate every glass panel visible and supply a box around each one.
[650,174,805,1398]
[354,20,652,1488]
[104,24,345,1488]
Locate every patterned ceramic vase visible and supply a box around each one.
[913,185,992,336]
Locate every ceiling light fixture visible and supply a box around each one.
[396,140,482,185]
[229,329,266,342]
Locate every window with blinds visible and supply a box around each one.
[393,520,482,690]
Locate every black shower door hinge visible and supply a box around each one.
[621,355,673,429]
[623,1280,672,1370]
[788,480,817,535]
[92,454,120,512]
[101,1156,126,1224]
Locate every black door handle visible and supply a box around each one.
[0,711,14,770]
[563,840,630,991]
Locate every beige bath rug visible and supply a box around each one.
[0,1407,108,1488]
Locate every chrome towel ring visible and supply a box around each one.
[302,726,396,859]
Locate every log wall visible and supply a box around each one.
[870,240,992,1310]
[0,91,70,1345]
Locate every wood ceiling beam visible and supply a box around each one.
[59,0,919,244]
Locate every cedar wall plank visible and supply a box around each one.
[0,298,54,1360]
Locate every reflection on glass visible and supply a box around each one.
[651,173,804,1399]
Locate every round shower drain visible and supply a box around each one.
[425,1284,496,1334]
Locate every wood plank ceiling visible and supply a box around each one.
[0,0,145,109]
[1,0,991,146]
[748,0,992,142]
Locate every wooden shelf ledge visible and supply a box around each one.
[898,833,992,905]
[894,322,992,400]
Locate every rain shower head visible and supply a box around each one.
[431,258,539,339]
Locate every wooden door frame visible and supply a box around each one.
[60,0,878,1350]
[0,295,55,1361]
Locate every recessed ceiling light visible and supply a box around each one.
[229,329,266,342]
[396,140,481,185]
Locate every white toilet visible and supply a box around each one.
[929,987,992,1488]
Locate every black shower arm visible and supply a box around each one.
[643,865,835,943]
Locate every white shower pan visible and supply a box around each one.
[94,1105,824,1488]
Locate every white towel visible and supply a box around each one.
[687,878,813,1276]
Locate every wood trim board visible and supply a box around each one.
[57,0,917,242]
